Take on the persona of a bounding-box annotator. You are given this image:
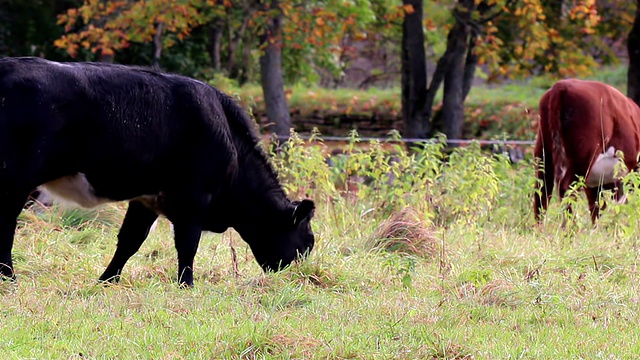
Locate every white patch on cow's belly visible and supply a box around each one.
[41,173,111,208]
[585,146,627,187]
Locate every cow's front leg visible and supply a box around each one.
[0,192,32,280]
[172,221,203,288]
[99,200,158,283]
[0,217,18,280]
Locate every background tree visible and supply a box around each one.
[55,0,213,63]
[409,0,513,140]
[4,0,628,143]
[478,0,603,80]
[410,0,612,140]
[401,0,428,139]
[278,1,376,86]
[223,1,256,85]
[0,0,78,60]
[436,0,513,140]
[207,0,225,71]
[258,0,291,139]
[440,0,475,141]
[53,0,381,137]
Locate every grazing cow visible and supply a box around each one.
[534,78,640,223]
[0,57,316,287]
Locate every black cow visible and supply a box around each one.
[0,57,316,287]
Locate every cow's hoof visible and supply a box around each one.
[0,274,16,282]
[97,275,120,286]
[0,266,15,282]
[178,281,194,289]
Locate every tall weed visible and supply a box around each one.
[271,131,533,229]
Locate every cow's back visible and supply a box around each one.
[0,57,238,201]
[544,79,640,177]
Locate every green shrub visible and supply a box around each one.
[271,130,535,228]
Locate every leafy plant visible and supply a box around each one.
[383,253,416,289]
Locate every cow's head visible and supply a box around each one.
[250,199,316,272]
[202,198,316,272]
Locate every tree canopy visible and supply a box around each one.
[0,0,635,139]
[0,0,627,84]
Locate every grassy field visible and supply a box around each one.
[3,132,640,359]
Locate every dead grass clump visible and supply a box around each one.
[270,334,322,355]
[367,207,438,258]
[478,279,518,307]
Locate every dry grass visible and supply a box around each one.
[478,279,519,307]
[366,206,439,258]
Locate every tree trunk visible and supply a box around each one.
[208,0,224,71]
[424,1,475,137]
[209,21,223,71]
[424,43,454,134]
[462,29,479,102]
[628,0,640,105]
[401,0,429,139]
[441,0,475,142]
[152,22,163,68]
[259,0,291,139]
[227,14,250,78]
[239,37,253,86]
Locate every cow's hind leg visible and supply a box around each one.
[556,171,579,225]
[99,201,158,283]
[585,187,602,224]
[534,135,554,222]
[585,182,621,224]
[612,181,627,204]
[0,190,33,280]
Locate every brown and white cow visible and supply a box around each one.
[534,78,640,223]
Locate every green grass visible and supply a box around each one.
[4,134,640,358]
[467,82,546,109]
[219,82,403,122]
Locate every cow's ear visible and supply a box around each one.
[292,199,315,226]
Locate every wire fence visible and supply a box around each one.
[270,134,537,146]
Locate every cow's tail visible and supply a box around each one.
[534,84,566,221]
[548,83,568,189]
